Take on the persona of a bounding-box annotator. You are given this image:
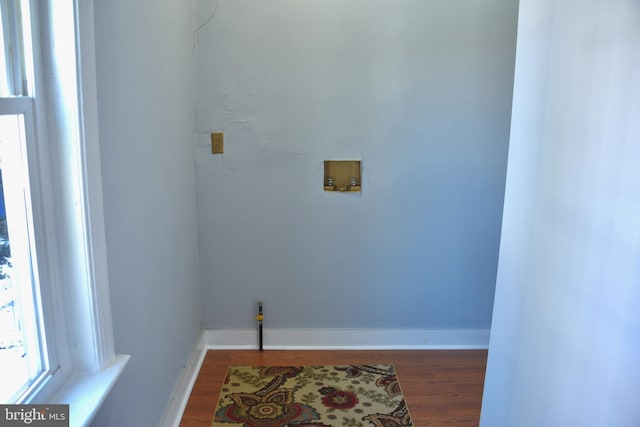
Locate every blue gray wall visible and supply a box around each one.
[91,1,201,426]
[86,0,521,424]
[194,0,519,330]
[481,0,640,425]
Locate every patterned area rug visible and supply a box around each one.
[212,364,414,427]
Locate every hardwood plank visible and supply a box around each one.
[179,350,487,426]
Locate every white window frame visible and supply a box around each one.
[2,0,128,425]
[0,97,57,403]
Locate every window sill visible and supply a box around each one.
[51,354,130,427]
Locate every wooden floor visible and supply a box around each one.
[179,349,488,426]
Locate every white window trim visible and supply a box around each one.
[0,96,62,402]
[23,0,128,425]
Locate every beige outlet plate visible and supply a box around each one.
[211,132,224,154]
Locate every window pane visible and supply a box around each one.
[0,6,9,96]
[0,114,46,403]
[0,0,33,96]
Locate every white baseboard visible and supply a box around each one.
[162,327,489,427]
[204,328,490,350]
[160,331,207,427]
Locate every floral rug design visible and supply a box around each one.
[212,364,414,427]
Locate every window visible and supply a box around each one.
[0,0,33,97]
[0,113,49,403]
[0,0,126,421]
[0,0,53,403]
